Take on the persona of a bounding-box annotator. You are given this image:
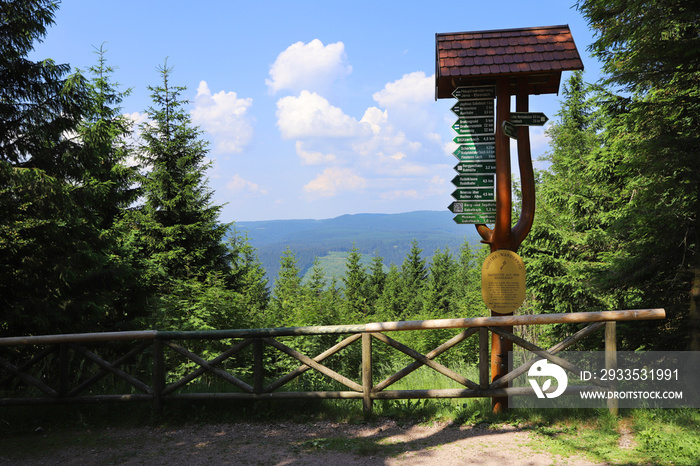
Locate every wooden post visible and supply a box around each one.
[605,321,618,416]
[492,77,513,249]
[152,339,164,413]
[59,343,69,398]
[479,327,489,389]
[253,338,264,394]
[512,77,535,249]
[488,77,514,413]
[362,333,373,416]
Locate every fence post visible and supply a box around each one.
[253,338,264,394]
[605,321,618,416]
[59,343,69,398]
[152,339,164,414]
[362,332,373,417]
[479,328,489,389]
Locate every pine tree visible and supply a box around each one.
[227,230,269,326]
[455,240,486,317]
[521,71,608,319]
[342,245,368,319]
[398,239,427,318]
[129,61,231,290]
[76,44,138,230]
[0,1,125,335]
[423,248,458,316]
[269,248,303,327]
[572,0,699,349]
[376,264,402,321]
[366,254,386,311]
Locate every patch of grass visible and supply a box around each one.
[509,408,700,466]
[633,409,700,465]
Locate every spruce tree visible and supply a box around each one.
[130,62,231,290]
[521,71,608,318]
[366,255,386,311]
[342,245,368,319]
[269,248,303,327]
[423,248,457,316]
[398,239,427,318]
[0,0,123,335]
[571,0,699,349]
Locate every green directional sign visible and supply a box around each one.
[453,143,496,161]
[452,86,496,100]
[452,117,495,135]
[448,201,497,214]
[454,161,496,174]
[510,112,549,126]
[451,174,495,188]
[452,188,496,201]
[453,134,495,144]
[451,100,494,117]
[502,120,518,140]
[453,213,496,224]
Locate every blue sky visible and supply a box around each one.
[32,1,601,222]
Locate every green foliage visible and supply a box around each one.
[126,61,231,290]
[521,1,699,350]
[0,1,137,335]
[147,275,247,332]
[342,245,369,319]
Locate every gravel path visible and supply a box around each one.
[1,420,605,465]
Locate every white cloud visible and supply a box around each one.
[295,141,336,165]
[266,39,352,94]
[227,174,268,195]
[303,167,366,197]
[122,111,151,167]
[271,69,453,206]
[191,81,253,154]
[372,71,433,109]
[276,90,367,139]
[379,175,447,201]
[380,189,421,200]
[124,111,150,127]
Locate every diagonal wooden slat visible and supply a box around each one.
[490,321,606,389]
[488,327,589,389]
[69,344,152,394]
[67,341,152,397]
[0,345,57,387]
[371,332,480,390]
[265,333,362,393]
[263,337,363,392]
[162,338,254,395]
[0,356,59,397]
[162,341,254,394]
[374,328,479,392]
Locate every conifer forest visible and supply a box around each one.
[1,0,698,360]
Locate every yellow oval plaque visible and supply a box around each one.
[481,250,526,314]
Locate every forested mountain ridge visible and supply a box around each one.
[233,211,483,281]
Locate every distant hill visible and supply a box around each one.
[232,211,484,284]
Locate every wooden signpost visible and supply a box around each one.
[436,25,584,412]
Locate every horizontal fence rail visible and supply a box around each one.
[0,309,665,414]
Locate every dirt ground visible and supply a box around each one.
[1,419,605,465]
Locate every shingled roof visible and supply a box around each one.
[435,25,583,99]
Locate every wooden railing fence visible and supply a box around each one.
[0,309,665,415]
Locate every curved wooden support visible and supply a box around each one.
[512,78,536,251]
[476,223,493,244]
